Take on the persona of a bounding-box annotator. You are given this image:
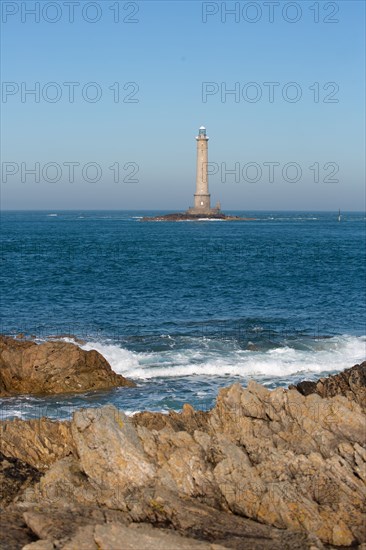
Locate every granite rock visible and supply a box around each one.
[0,336,135,397]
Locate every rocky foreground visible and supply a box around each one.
[0,362,365,549]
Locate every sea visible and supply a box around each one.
[1,210,365,420]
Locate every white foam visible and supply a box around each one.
[81,335,365,381]
[81,341,142,376]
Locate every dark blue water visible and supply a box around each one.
[1,210,365,419]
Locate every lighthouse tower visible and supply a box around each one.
[194,126,211,213]
[187,126,221,216]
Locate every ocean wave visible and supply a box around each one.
[2,334,364,421]
[81,334,365,380]
[197,218,225,222]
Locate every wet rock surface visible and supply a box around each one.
[0,336,135,397]
[0,362,365,549]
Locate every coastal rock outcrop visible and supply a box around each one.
[292,360,366,412]
[5,502,322,550]
[0,453,41,507]
[0,336,135,397]
[0,363,365,549]
[0,417,74,470]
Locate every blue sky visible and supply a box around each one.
[1,0,365,210]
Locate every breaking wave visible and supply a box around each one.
[81,334,365,381]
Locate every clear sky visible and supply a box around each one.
[1,0,365,210]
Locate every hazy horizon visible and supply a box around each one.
[1,208,364,213]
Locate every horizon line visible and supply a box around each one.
[1,209,365,213]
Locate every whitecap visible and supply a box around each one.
[81,334,366,381]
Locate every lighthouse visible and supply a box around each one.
[188,126,221,215]
[194,126,210,212]
[142,125,247,221]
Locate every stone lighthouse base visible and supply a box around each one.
[186,201,222,217]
